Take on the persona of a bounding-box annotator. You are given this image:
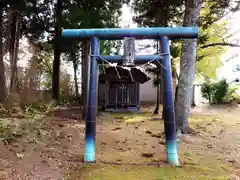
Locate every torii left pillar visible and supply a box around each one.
[84,37,99,162]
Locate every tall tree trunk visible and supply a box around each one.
[81,40,90,118]
[72,53,79,102]
[9,10,20,93]
[175,0,202,134]
[174,63,179,102]
[160,64,165,119]
[153,69,160,115]
[0,5,6,102]
[81,43,84,109]
[160,67,163,104]
[191,85,196,107]
[52,0,62,101]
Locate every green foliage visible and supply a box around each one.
[191,16,229,80]
[132,0,183,26]
[59,72,73,102]
[100,40,122,55]
[132,0,234,81]
[223,86,240,104]
[225,87,238,100]
[31,42,53,89]
[201,79,235,104]
[60,0,125,54]
[213,79,229,104]
[196,17,228,80]
[20,0,126,70]
[201,83,212,103]
[132,0,238,28]
[199,1,239,28]
[0,117,49,145]
[0,101,54,145]
[20,100,56,116]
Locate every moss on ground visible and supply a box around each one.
[110,112,162,123]
[67,163,231,180]
[66,112,238,180]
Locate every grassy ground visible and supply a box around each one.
[0,105,240,179]
[67,164,231,180]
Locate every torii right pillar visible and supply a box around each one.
[160,36,179,166]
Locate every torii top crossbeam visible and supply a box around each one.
[62,27,198,40]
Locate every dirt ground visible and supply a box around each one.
[0,104,240,180]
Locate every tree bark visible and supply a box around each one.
[81,40,90,118]
[191,85,196,107]
[175,0,202,134]
[0,5,6,102]
[52,0,62,101]
[72,53,79,102]
[160,66,164,119]
[9,10,20,93]
[161,70,164,119]
[160,67,163,104]
[153,69,160,115]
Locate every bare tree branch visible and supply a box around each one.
[201,42,240,48]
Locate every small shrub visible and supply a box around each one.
[0,117,49,145]
[201,79,235,104]
[213,79,229,104]
[224,87,240,104]
[20,100,55,115]
[201,83,213,103]
[0,122,10,137]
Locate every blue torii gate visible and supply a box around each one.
[62,27,198,166]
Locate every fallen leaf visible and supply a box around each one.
[145,130,152,134]
[141,152,154,158]
[112,127,121,131]
[16,153,24,159]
